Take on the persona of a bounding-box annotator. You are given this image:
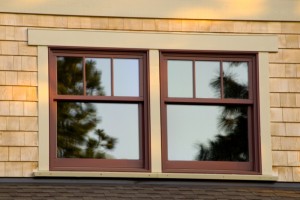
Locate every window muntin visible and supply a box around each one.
[161,52,260,174]
[49,49,149,171]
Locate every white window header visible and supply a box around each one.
[28,29,278,52]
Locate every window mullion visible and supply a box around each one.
[192,59,196,98]
[53,95,144,102]
[83,56,86,95]
[111,57,114,96]
[220,60,224,99]
[164,98,254,105]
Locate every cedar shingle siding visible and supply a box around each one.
[0,13,300,181]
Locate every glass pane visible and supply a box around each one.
[57,102,140,159]
[168,60,193,98]
[167,105,249,161]
[195,61,220,98]
[57,57,83,95]
[223,62,249,99]
[85,58,111,96]
[114,59,139,97]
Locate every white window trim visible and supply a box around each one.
[30,29,278,180]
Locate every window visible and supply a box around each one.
[160,52,260,174]
[31,29,276,179]
[49,49,149,171]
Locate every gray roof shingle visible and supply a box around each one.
[0,178,300,199]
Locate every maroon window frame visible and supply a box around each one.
[160,51,261,174]
[49,48,150,172]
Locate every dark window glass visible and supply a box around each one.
[57,57,83,95]
[195,61,220,98]
[223,62,249,99]
[85,58,111,96]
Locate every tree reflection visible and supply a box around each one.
[85,59,106,96]
[196,62,249,161]
[57,57,117,158]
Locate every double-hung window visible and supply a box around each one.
[49,49,149,171]
[160,52,260,174]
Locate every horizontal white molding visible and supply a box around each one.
[28,29,278,52]
[1,0,300,22]
[34,171,277,181]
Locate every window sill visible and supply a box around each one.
[33,171,277,181]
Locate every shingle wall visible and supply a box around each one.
[0,13,299,181]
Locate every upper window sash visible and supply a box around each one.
[50,51,146,99]
[161,53,257,103]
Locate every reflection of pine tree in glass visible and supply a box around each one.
[196,63,249,161]
[57,57,116,158]
[86,59,105,96]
